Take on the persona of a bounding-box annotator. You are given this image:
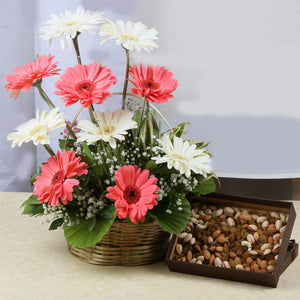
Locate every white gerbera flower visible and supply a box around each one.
[7,108,65,147]
[77,109,137,148]
[39,6,106,49]
[99,20,158,52]
[152,135,212,178]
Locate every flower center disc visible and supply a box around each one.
[99,125,115,135]
[76,81,95,92]
[141,79,160,90]
[172,153,187,161]
[51,170,65,185]
[123,186,141,204]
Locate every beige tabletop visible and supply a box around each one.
[1,192,300,300]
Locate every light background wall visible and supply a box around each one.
[1,0,300,192]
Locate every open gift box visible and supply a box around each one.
[166,193,298,287]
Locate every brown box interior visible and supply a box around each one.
[166,193,298,287]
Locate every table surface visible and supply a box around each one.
[1,192,300,300]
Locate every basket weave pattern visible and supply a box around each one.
[68,221,170,266]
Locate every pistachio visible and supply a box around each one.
[176,244,183,255]
[197,223,208,230]
[247,234,255,245]
[223,261,230,268]
[207,236,213,244]
[214,257,223,267]
[196,260,203,264]
[215,208,223,217]
[190,258,197,263]
[252,214,258,220]
[261,243,272,251]
[273,233,280,241]
[190,237,196,245]
[234,212,241,220]
[267,265,275,273]
[263,249,271,256]
[224,207,234,216]
[280,225,286,234]
[254,232,259,242]
[178,232,188,239]
[275,220,282,231]
[262,220,269,230]
[248,224,257,232]
[270,212,280,219]
[204,208,212,215]
[183,233,193,243]
[257,216,267,224]
[280,213,286,223]
[241,241,252,251]
[249,250,258,256]
[273,244,280,251]
[227,217,235,227]
[236,264,244,270]
[197,255,205,262]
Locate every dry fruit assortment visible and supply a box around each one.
[173,202,288,273]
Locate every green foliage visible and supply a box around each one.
[170,122,190,139]
[145,160,157,171]
[29,174,38,184]
[49,218,64,230]
[21,195,44,217]
[150,194,191,234]
[63,217,115,248]
[192,177,216,196]
[87,217,97,231]
[59,138,75,151]
[99,205,115,219]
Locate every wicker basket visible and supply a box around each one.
[68,220,170,266]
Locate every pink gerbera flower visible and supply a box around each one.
[5,54,60,100]
[54,63,117,108]
[129,64,178,104]
[33,150,88,206]
[106,165,159,224]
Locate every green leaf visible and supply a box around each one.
[87,217,97,231]
[49,218,64,230]
[99,206,115,219]
[150,195,191,234]
[170,122,190,138]
[145,160,157,171]
[192,177,216,196]
[82,142,94,161]
[63,217,115,248]
[29,174,38,183]
[91,164,105,178]
[21,195,44,217]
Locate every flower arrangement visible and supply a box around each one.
[5,7,216,249]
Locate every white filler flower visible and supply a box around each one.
[7,108,65,147]
[152,135,212,178]
[40,6,106,49]
[99,20,158,52]
[77,109,137,148]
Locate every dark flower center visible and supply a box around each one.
[51,170,65,185]
[76,81,95,92]
[123,185,141,204]
[141,79,160,90]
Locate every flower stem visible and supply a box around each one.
[72,33,82,64]
[72,33,96,123]
[121,48,130,109]
[137,97,146,144]
[36,85,55,109]
[43,144,56,156]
